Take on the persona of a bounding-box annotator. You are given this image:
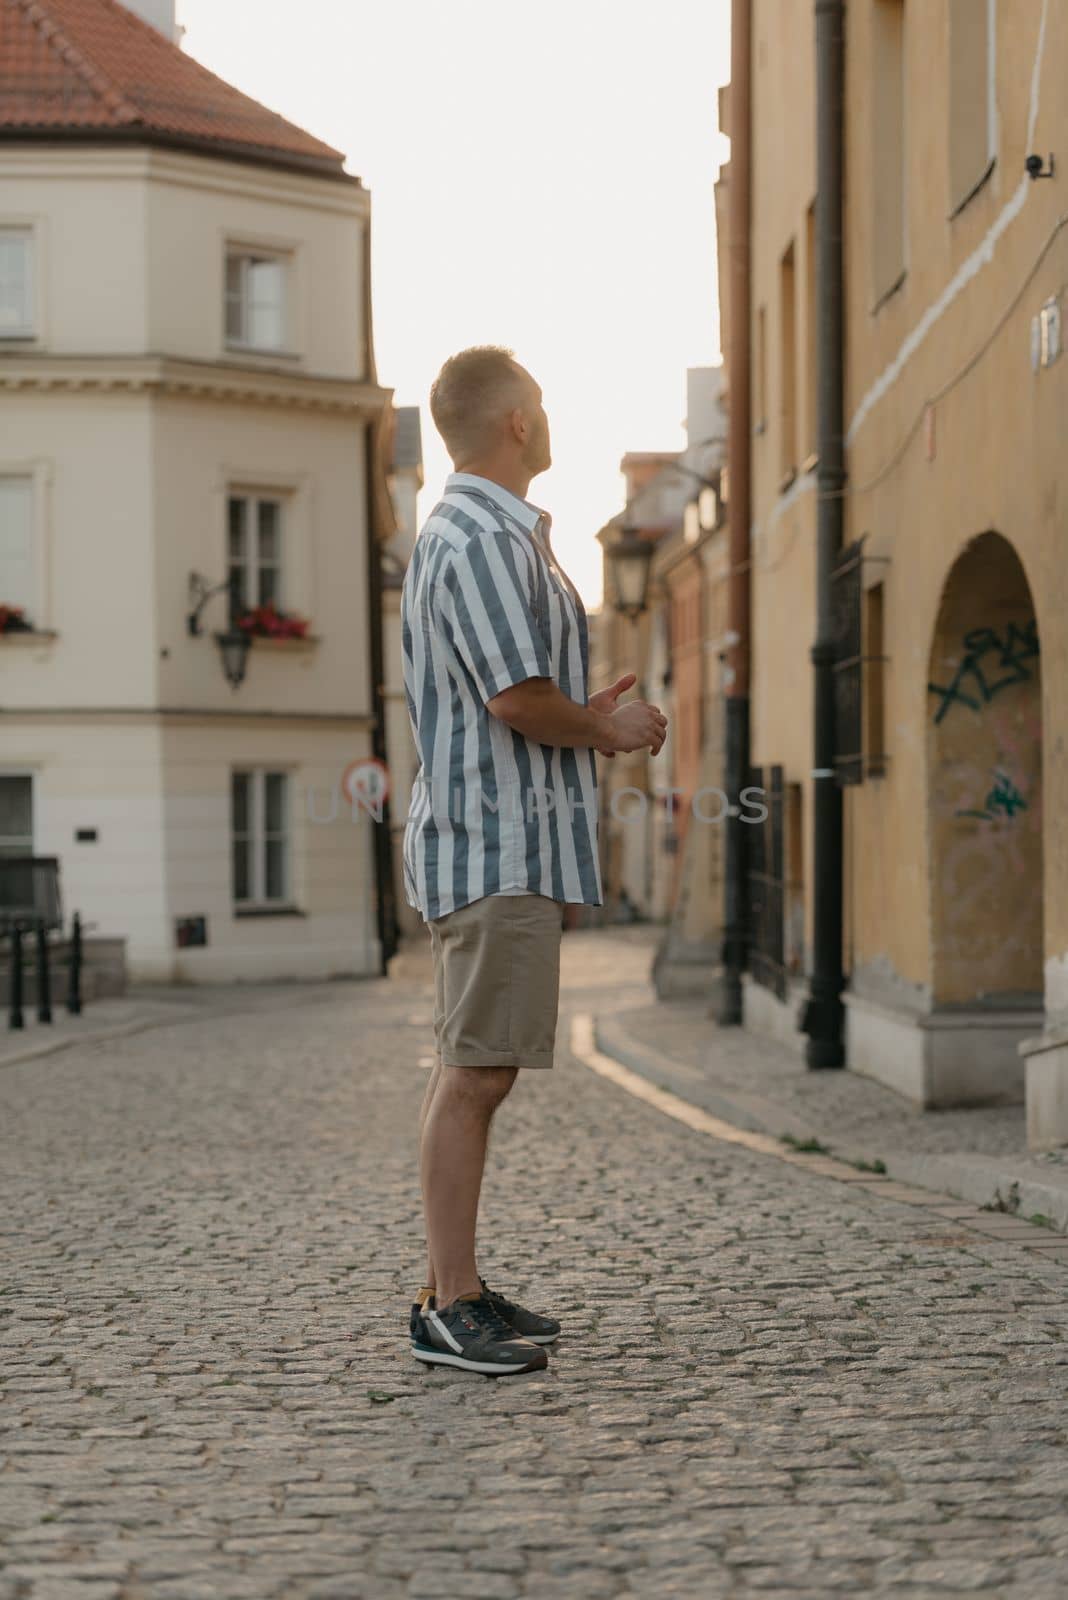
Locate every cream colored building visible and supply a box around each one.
[719,0,1068,1145]
[0,0,394,982]
[382,407,424,940]
[592,369,727,949]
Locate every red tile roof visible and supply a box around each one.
[0,0,353,179]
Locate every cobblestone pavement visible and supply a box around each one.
[599,996,1039,1161]
[600,996,1068,1206]
[3,928,1068,1599]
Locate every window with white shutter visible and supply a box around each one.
[225,249,288,351]
[0,230,34,337]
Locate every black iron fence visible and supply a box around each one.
[747,764,787,1000]
[0,856,83,1030]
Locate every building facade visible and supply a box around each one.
[592,369,728,983]
[382,406,424,941]
[0,0,395,983]
[719,0,1068,1143]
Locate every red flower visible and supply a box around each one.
[0,604,29,635]
[235,602,309,640]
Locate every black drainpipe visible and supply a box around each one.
[366,419,398,974]
[802,0,846,1066]
[718,0,752,1026]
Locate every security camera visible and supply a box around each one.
[1026,153,1054,180]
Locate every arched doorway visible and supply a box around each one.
[927,531,1043,1010]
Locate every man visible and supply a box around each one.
[400,346,667,1376]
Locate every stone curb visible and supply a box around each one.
[591,1011,1068,1237]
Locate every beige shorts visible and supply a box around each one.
[429,893,565,1069]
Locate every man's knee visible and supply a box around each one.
[445,1064,518,1112]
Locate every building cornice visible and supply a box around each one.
[0,353,392,415]
[0,142,369,216]
[0,707,375,727]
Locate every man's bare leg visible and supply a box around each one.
[420,1064,517,1310]
[418,1060,443,1291]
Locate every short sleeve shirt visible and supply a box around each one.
[400,473,603,922]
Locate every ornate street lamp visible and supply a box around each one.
[214,625,252,690]
[606,527,655,621]
[187,570,252,689]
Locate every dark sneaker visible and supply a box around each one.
[411,1292,548,1375]
[480,1276,561,1345]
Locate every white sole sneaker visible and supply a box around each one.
[409,1341,547,1376]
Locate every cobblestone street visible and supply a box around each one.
[3,930,1068,1599]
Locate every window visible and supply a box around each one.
[0,775,33,857]
[871,0,906,306]
[948,0,994,212]
[784,781,804,976]
[755,304,768,435]
[231,770,291,907]
[228,494,283,613]
[0,229,34,337]
[779,241,798,485]
[804,201,818,465]
[864,581,887,777]
[225,249,287,351]
[0,477,35,623]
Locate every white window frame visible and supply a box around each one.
[227,492,286,614]
[231,768,293,909]
[0,227,35,340]
[224,245,291,354]
[0,473,38,627]
[0,770,35,857]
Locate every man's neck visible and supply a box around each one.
[453,460,533,502]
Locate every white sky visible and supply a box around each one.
[178,0,731,607]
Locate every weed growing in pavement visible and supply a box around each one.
[780,1133,832,1155]
[851,1157,888,1173]
[982,1181,1022,1214]
[1028,1212,1057,1229]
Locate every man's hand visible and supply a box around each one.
[589,672,637,716]
[589,672,667,759]
[598,698,668,758]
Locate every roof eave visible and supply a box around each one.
[0,123,360,184]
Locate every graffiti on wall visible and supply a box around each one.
[955,770,1029,822]
[928,619,1039,724]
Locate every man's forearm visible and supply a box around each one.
[487,679,613,750]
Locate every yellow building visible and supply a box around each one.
[721,0,1068,1145]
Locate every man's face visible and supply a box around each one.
[514,366,552,477]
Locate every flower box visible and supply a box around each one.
[234,601,310,641]
[0,604,33,636]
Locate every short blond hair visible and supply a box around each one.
[429,345,525,459]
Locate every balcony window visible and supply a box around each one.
[228,494,283,614]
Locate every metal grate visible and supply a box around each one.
[832,538,864,785]
[0,856,63,931]
[748,764,787,1000]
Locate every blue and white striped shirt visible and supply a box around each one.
[400,473,603,922]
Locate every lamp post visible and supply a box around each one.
[214,625,252,690]
[187,570,252,689]
[606,526,655,621]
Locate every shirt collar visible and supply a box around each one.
[445,472,551,540]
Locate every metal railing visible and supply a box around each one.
[0,857,83,1030]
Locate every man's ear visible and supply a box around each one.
[508,406,527,443]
